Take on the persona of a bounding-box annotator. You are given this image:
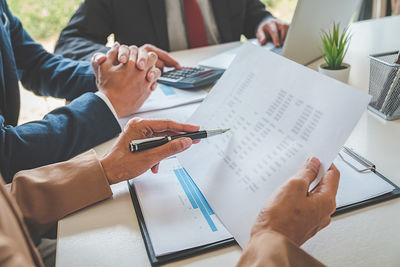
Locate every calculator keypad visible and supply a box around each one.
[162,67,207,81]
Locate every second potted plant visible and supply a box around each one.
[318,23,351,83]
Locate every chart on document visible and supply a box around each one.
[133,157,232,256]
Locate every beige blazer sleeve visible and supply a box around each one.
[9,150,113,237]
[237,231,325,267]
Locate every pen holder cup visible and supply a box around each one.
[367,51,400,120]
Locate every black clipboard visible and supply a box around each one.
[128,179,236,266]
[333,147,400,216]
[128,147,400,266]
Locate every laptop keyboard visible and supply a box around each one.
[270,46,283,54]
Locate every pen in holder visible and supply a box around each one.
[368,51,400,120]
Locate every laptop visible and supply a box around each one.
[199,0,362,68]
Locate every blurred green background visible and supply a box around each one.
[8,0,82,40]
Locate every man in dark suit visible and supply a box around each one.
[0,0,161,183]
[55,0,289,62]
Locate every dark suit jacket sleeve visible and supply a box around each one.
[54,0,112,61]
[243,0,273,38]
[4,0,98,101]
[0,93,121,183]
[10,150,113,238]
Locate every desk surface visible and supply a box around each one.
[56,16,400,267]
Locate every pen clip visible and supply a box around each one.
[129,136,165,146]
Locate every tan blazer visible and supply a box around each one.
[0,150,112,266]
[0,150,324,266]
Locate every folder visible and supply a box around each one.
[128,148,400,266]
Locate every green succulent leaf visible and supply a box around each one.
[320,22,351,70]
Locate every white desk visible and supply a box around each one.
[56,16,400,267]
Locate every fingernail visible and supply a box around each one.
[139,61,145,69]
[149,71,155,80]
[181,138,192,149]
[120,55,127,62]
[94,54,102,62]
[308,157,320,168]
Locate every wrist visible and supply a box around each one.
[95,91,121,119]
[251,229,295,247]
[100,154,122,185]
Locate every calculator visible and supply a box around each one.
[157,66,224,89]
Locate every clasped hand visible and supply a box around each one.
[91,43,181,118]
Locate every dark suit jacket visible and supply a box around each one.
[54,0,272,61]
[0,0,120,182]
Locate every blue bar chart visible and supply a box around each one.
[159,84,176,96]
[174,168,217,232]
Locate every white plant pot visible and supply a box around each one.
[318,63,350,83]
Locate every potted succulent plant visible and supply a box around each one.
[318,23,351,83]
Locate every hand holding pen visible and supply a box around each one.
[129,128,230,152]
[101,118,199,183]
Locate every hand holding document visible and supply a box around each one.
[178,43,371,247]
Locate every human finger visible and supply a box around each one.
[256,26,267,45]
[151,82,158,91]
[144,119,200,134]
[145,52,158,70]
[312,164,340,196]
[142,44,181,69]
[156,59,165,70]
[151,163,160,174]
[118,44,130,64]
[151,130,193,137]
[280,23,289,43]
[106,42,120,65]
[91,53,107,79]
[265,22,281,47]
[146,137,193,161]
[146,66,161,83]
[124,118,199,140]
[137,47,149,70]
[128,45,138,64]
[291,157,321,189]
[311,164,340,214]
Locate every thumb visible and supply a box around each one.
[292,157,321,188]
[91,53,107,79]
[148,137,193,163]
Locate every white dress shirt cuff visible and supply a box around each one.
[95,92,123,130]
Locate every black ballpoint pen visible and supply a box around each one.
[129,128,230,152]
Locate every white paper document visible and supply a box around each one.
[178,43,371,248]
[118,102,200,128]
[199,45,241,69]
[133,157,232,256]
[136,84,207,114]
[199,39,275,69]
